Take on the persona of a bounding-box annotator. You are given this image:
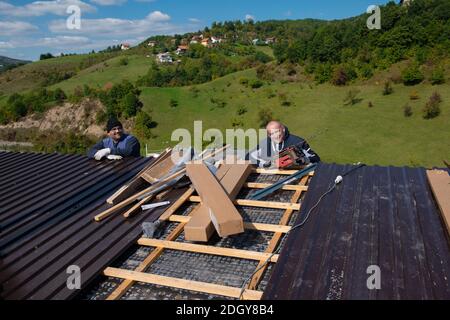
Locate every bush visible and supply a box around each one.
[314,63,333,84]
[239,78,249,86]
[332,67,349,86]
[120,93,143,118]
[0,108,8,124]
[430,67,445,85]
[39,53,54,60]
[119,57,129,66]
[368,101,374,108]
[53,88,67,103]
[6,94,27,120]
[343,89,361,106]
[402,64,424,86]
[409,90,420,100]
[331,65,356,86]
[403,104,413,117]
[249,79,264,89]
[383,81,393,95]
[169,99,179,108]
[360,64,374,79]
[237,106,248,115]
[231,117,244,128]
[134,111,154,139]
[422,92,442,119]
[258,107,274,128]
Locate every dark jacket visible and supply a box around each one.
[87,133,141,159]
[246,126,320,167]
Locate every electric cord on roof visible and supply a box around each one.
[238,163,365,300]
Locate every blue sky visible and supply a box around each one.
[0,0,394,61]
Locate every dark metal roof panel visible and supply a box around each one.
[263,163,450,300]
[0,151,186,300]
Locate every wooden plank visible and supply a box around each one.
[137,238,279,262]
[94,169,186,222]
[123,195,154,218]
[186,163,244,237]
[96,145,230,222]
[253,168,315,176]
[169,215,292,233]
[141,150,175,183]
[188,196,301,211]
[104,267,263,300]
[247,175,310,290]
[244,182,308,191]
[159,187,195,221]
[184,162,252,242]
[106,213,189,300]
[155,188,173,200]
[426,169,450,235]
[106,149,171,204]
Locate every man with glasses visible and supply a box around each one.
[247,120,320,168]
[88,118,141,160]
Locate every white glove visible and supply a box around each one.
[107,155,123,160]
[94,148,111,161]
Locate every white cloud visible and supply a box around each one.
[48,10,183,38]
[146,10,170,22]
[188,18,200,23]
[0,21,39,36]
[0,36,91,49]
[245,14,255,22]
[0,0,96,17]
[90,0,126,5]
[0,41,14,49]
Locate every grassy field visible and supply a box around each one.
[48,54,151,92]
[139,68,450,167]
[0,54,95,95]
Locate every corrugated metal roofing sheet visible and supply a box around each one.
[0,151,187,300]
[263,163,450,300]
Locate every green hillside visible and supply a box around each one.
[139,68,450,167]
[48,55,151,93]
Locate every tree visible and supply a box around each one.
[134,111,154,139]
[402,63,424,85]
[40,53,54,60]
[383,81,393,95]
[422,92,442,119]
[430,67,445,85]
[120,93,142,118]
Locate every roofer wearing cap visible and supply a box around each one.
[87,118,141,160]
[247,121,320,168]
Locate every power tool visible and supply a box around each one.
[272,144,308,169]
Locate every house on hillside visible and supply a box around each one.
[211,36,222,44]
[175,45,189,56]
[147,41,157,47]
[157,52,173,64]
[201,38,212,48]
[265,37,276,45]
[121,43,131,50]
[190,35,202,44]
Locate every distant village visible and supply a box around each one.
[119,33,276,64]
